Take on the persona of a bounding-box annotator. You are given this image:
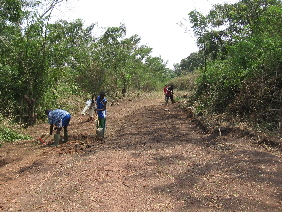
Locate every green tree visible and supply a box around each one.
[0,0,171,128]
[188,0,282,121]
[93,24,168,94]
[175,51,204,76]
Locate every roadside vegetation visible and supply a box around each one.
[0,0,281,145]
[172,0,282,138]
[0,0,172,145]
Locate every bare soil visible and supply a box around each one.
[0,94,282,211]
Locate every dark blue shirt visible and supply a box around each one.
[96,96,107,119]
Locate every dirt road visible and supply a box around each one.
[0,95,281,211]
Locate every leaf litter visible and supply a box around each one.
[0,96,281,211]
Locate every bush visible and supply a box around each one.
[167,71,199,91]
[0,127,31,146]
[0,115,31,146]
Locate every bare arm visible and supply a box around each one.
[96,101,107,111]
[50,124,54,135]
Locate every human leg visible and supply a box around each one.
[50,127,61,146]
[102,118,106,137]
[98,117,106,137]
[88,107,94,121]
[165,95,169,105]
[62,114,71,143]
[171,95,175,103]
[63,126,68,143]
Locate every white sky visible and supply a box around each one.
[51,0,239,69]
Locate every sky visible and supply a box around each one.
[51,0,239,69]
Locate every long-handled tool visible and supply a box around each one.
[39,134,51,144]
[39,127,56,144]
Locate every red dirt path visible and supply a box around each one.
[0,95,281,211]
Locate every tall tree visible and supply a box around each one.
[188,0,282,118]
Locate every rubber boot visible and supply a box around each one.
[63,132,68,143]
[50,134,60,146]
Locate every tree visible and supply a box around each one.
[187,0,282,121]
[0,0,91,124]
[93,24,168,94]
[175,51,205,76]
[0,0,171,127]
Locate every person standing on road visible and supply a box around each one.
[81,94,96,121]
[81,99,92,116]
[163,85,168,102]
[169,85,175,103]
[165,85,172,105]
[45,109,71,146]
[165,85,175,105]
[95,91,107,138]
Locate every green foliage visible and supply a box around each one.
[0,0,171,127]
[187,0,282,131]
[0,114,31,146]
[0,127,31,146]
[167,71,199,91]
[91,25,170,94]
[174,52,204,76]
[0,0,24,24]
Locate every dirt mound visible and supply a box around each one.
[0,96,281,211]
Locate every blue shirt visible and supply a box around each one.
[96,96,107,119]
[48,109,70,126]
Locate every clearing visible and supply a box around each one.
[0,94,281,211]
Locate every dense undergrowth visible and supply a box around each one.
[0,115,31,147]
[169,70,282,140]
[171,0,282,139]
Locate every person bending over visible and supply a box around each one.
[45,109,71,146]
